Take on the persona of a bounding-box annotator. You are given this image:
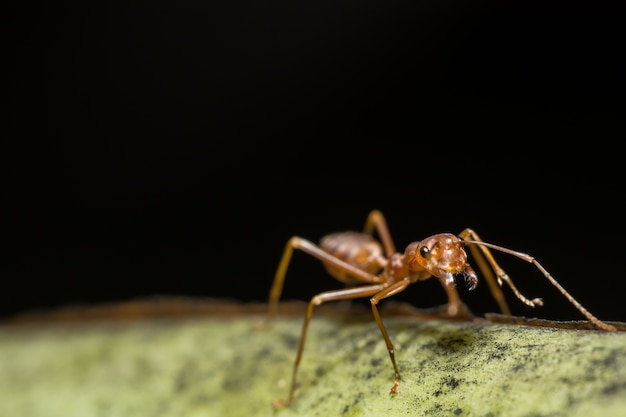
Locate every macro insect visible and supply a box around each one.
[268,210,616,407]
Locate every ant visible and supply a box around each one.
[268,210,616,407]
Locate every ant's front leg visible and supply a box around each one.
[458,229,616,332]
[458,229,542,310]
[369,278,412,395]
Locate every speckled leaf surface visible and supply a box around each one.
[0,300,625,417]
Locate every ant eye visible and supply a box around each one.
[419,246,430,258]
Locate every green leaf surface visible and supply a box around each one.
[1,298,625,417]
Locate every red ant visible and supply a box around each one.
[268,210,616,407]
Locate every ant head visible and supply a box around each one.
[405,233,468,277]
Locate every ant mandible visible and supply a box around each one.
[268,209,616,407]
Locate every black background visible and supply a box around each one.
[5,1,625,323]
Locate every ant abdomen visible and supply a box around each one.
[320,231,386,284]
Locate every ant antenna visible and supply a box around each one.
[460,240,616,332]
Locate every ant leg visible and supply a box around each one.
[438,272,463,317]
[369,278,412,395]
[274,284,387,408]
[459,229,544,309]
[268,237,385,320]
[459,229,616,332]
[362,209,396,257]
[464,241,512,315]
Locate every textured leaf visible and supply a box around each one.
[0,298,624,417]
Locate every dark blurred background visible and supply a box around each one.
[5,1,625,323]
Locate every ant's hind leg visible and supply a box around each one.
[268,236,301,319]
[268,236,385,320]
